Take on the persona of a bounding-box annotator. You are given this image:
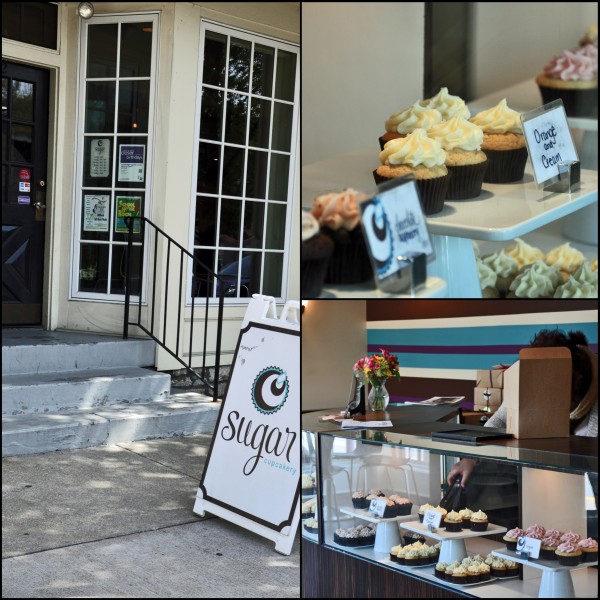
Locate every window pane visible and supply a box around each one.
[197,142,220,194]
[83,137,112,188]
[110,244,142,295]
[219,198,242,247]
[225,93,247,145]
[275,50,296,102]
[218,249,241,294]
[193,248,216,297]
[11,124,32,163]
[265,203,287,250]
[11,80,33,122]
[85,81,116,133]
[2,2,58,50]
[262,252,283,297]
[194,196,218,246]
[79,243,110,293]
[243,201,264,248]
[203,31,227,87]
[272,103,293,152]
[268,153,289,201]
[221,146,244,197]
[252,45,274,97]
[120,23,152,78]
[200,88,223,141]
[243,251,261,296]
[228,38,251,92]
[87,24,118,78]
[246,150,268,199]
[81,192,111,241]
[118,80,150,133]
[249,98,271,149]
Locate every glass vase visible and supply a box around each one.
[368,381,389,412]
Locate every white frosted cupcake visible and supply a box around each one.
[545,242,586,282]
[482,251,520,295]
[421,87,471,120]
[507,259,562,298]
[476,258,499,298]
[380,102,443,149]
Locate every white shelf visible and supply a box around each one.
[340,505,416,524]
[319,276,448,298]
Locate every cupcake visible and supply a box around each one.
[433,505,448,520]
[482,251,520,296]
[395,545,407,565]
[504,238,545,268]
[443,510,463,532]
[421,87,471,121]
[404,548,421,567]
[504,560,519,577]
[304,517,319,534]
[310,189,372,285]
[478,563,491,582]
[379,102,443,150]
[469,99,527,183]
[301,211,334,298]
[490,558,507,578]
[418,503,435,522]
[351,491,369,510]
[434,562,447,580]
[559,530,581,544]
[466,564,480,584]
[545,242,586,282]
[451,565,468,585]
[555,541,583,566]
[554,275,598,298]
[333,524,376,547]
[368,488,385,497]
[470,510,488,531]
[301,497,317,519]
[578,537,598,563]
[477,258,500,298]
[301,473,316,495]
[427,114,488,199]
[403,533,426,546]
[540,533,561,560]
[390,544,402,563]
[503,527,526,551]
[526,524,547,539]
[374,129,450,215]
[536,44,598,118]
[458,508,473,529]
[507,259,563,298]
[389,495,413,516]
[381,498,397,519]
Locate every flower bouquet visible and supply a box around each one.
[353,349,401,411]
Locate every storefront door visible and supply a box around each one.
[2,61,49,326]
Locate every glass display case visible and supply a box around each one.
[302,420,598,599]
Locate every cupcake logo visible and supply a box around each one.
[362,198,393,275]
[251,366,289,415]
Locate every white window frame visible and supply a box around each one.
[70,12,159,303]
[187,20,300,306]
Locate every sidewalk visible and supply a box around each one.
[2,434,300,598]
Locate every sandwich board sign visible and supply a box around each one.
[193,294,300,555]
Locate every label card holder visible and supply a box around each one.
[423,509,443,530]
[369,497,387,518]
[360,176,434,294]
[521,100,580,192]
[517,536,541,560]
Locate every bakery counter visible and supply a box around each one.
[318,276,448,299]
[302,149,597,298]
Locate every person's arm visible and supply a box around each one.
[447,458,477,487]
[483,403,507,429]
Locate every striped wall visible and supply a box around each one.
[365,303,598,407]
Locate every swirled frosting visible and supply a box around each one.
[445,510,462,522]
[506,527,526,539]
[427,114,484,151]
[578,538,598,550]
[310,188,365,231]
[302,211,320,242]
[554,277,597,298]
[559,531,581,544]
[573,262,599,287]
[477,258,497,290]
[459,508,473,519]
[385,102,443,134]
[421,87,471,120]
[509,260,562,298]
[471,510,487,521]
[526,524,546,537]
[469,99,523,134]
[483,251,520,278]
[541,534,561,547]
[504,238,544,268]
[590,258,598,272]
[380,129,446,168]
[545,242,586,273]
[556,541,580,553]
[543,47,598,81]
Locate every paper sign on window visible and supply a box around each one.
[115,196,141,233]
[83,194,109,232]
[118,144,145,183]
[90,139,111,178]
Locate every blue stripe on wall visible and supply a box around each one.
[366,322,598,371]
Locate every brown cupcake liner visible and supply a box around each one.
[301,256,331,298]
[446,160,488,199]
[482,146,528,184]
[537,84,598,118]
[321,225,373,285]
[372,169,449,215]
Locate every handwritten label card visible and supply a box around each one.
[360,178,433,290]
[369,497,387,518]
[521,101,578,185]
[423,509,443,529]
[516,536,541,559]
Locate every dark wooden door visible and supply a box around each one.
[2,61,49,325]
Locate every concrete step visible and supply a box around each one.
[2,330,156,375]
[2,391,221,456]
[2,367,171,416]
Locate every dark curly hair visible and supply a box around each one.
[529,329,592,408]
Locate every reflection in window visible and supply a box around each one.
[193,25,298,301]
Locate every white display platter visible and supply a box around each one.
[318,276,448,299]
[340,506,417,524]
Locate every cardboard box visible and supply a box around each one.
[473,386,502,411]
[502,347,572,439]
[476,368,505,389]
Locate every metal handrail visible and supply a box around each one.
[122,216,227,402]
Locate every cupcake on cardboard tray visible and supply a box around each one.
[427,114,488,199]
[469,98,527,183]
[310,188,372,285]
[374,128,450,215]
[379,102,443,150]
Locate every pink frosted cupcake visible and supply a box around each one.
[578,538,598,563]
[503,527,526,552]
[555,541,583,566]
